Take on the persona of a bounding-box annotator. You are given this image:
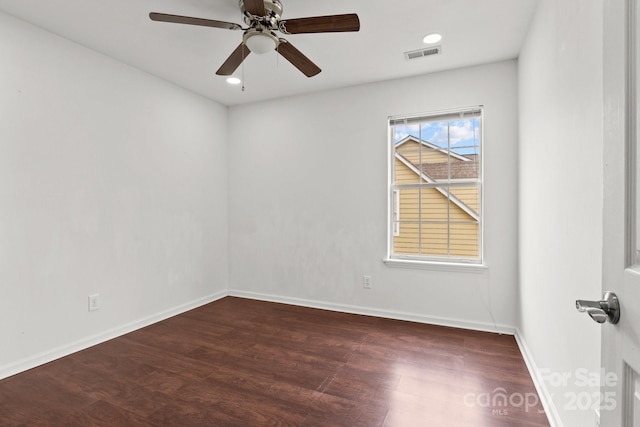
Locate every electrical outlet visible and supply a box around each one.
[363,275,372,289]
[88,294,101,312]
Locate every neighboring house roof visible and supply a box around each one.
[421,156,479,180]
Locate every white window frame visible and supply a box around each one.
[384,106,486,270]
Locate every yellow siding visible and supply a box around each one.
[393,221,479,257]
[394,158,419,184]
[396,188,475,221]
[449,223,480,257]
[399,150,450,165]
[393,160,479,258]
[396,140,449,166]
[449,187,480,213]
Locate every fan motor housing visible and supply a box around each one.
[240,0,283,26]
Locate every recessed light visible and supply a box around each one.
[423,33,442,44]
[226,77,242,85]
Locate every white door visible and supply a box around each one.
[600,0,640,426]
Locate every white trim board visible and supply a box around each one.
[227,289,515,335]
[0,291,227,381]
[514,329,563,427]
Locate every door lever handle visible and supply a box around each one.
[576,291,620,324]
[575,300,602,311]
[584,307,609,324]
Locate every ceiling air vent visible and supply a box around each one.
[404,46,442,61]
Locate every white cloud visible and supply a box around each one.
[394,123,420,142]
[429,120,478,146]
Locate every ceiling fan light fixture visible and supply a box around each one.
[244,30,279,54]
[423,33,442,44]
[150,2,360,78]
[226,77,242,85]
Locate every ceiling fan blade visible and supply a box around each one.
[277,40,321,77]
[149,12,242,30]
[216,43,251,76]
[279,14,360,35]
[243,0,266,16]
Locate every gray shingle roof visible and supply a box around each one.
[420,155,479,180]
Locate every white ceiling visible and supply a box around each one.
[0,0,538,106]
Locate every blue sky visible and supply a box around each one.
[393,118,480,155]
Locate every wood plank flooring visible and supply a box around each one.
[0,297,550,426]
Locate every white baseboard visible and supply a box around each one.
[0,290,227,381]
[514,329,563,427]
[228,289,516,335]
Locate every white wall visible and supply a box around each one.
[518,1,603,426]
[228,60,519,331]
[0,11,229,377]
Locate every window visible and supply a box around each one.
[387,107,483,265]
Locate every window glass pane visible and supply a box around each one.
[394,221,419,255]
[398,188,419,221]
[393,151,421,184]
[420,187,447,222]
[450,222,480,258]
[449,185,480,216]
[418,120,450,150]
[421,221,448,256]
[393,188,418,255]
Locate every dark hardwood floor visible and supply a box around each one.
[0,297,550,426]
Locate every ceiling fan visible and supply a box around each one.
[149,0,360,78]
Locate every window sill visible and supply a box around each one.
[382,258,488,273]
